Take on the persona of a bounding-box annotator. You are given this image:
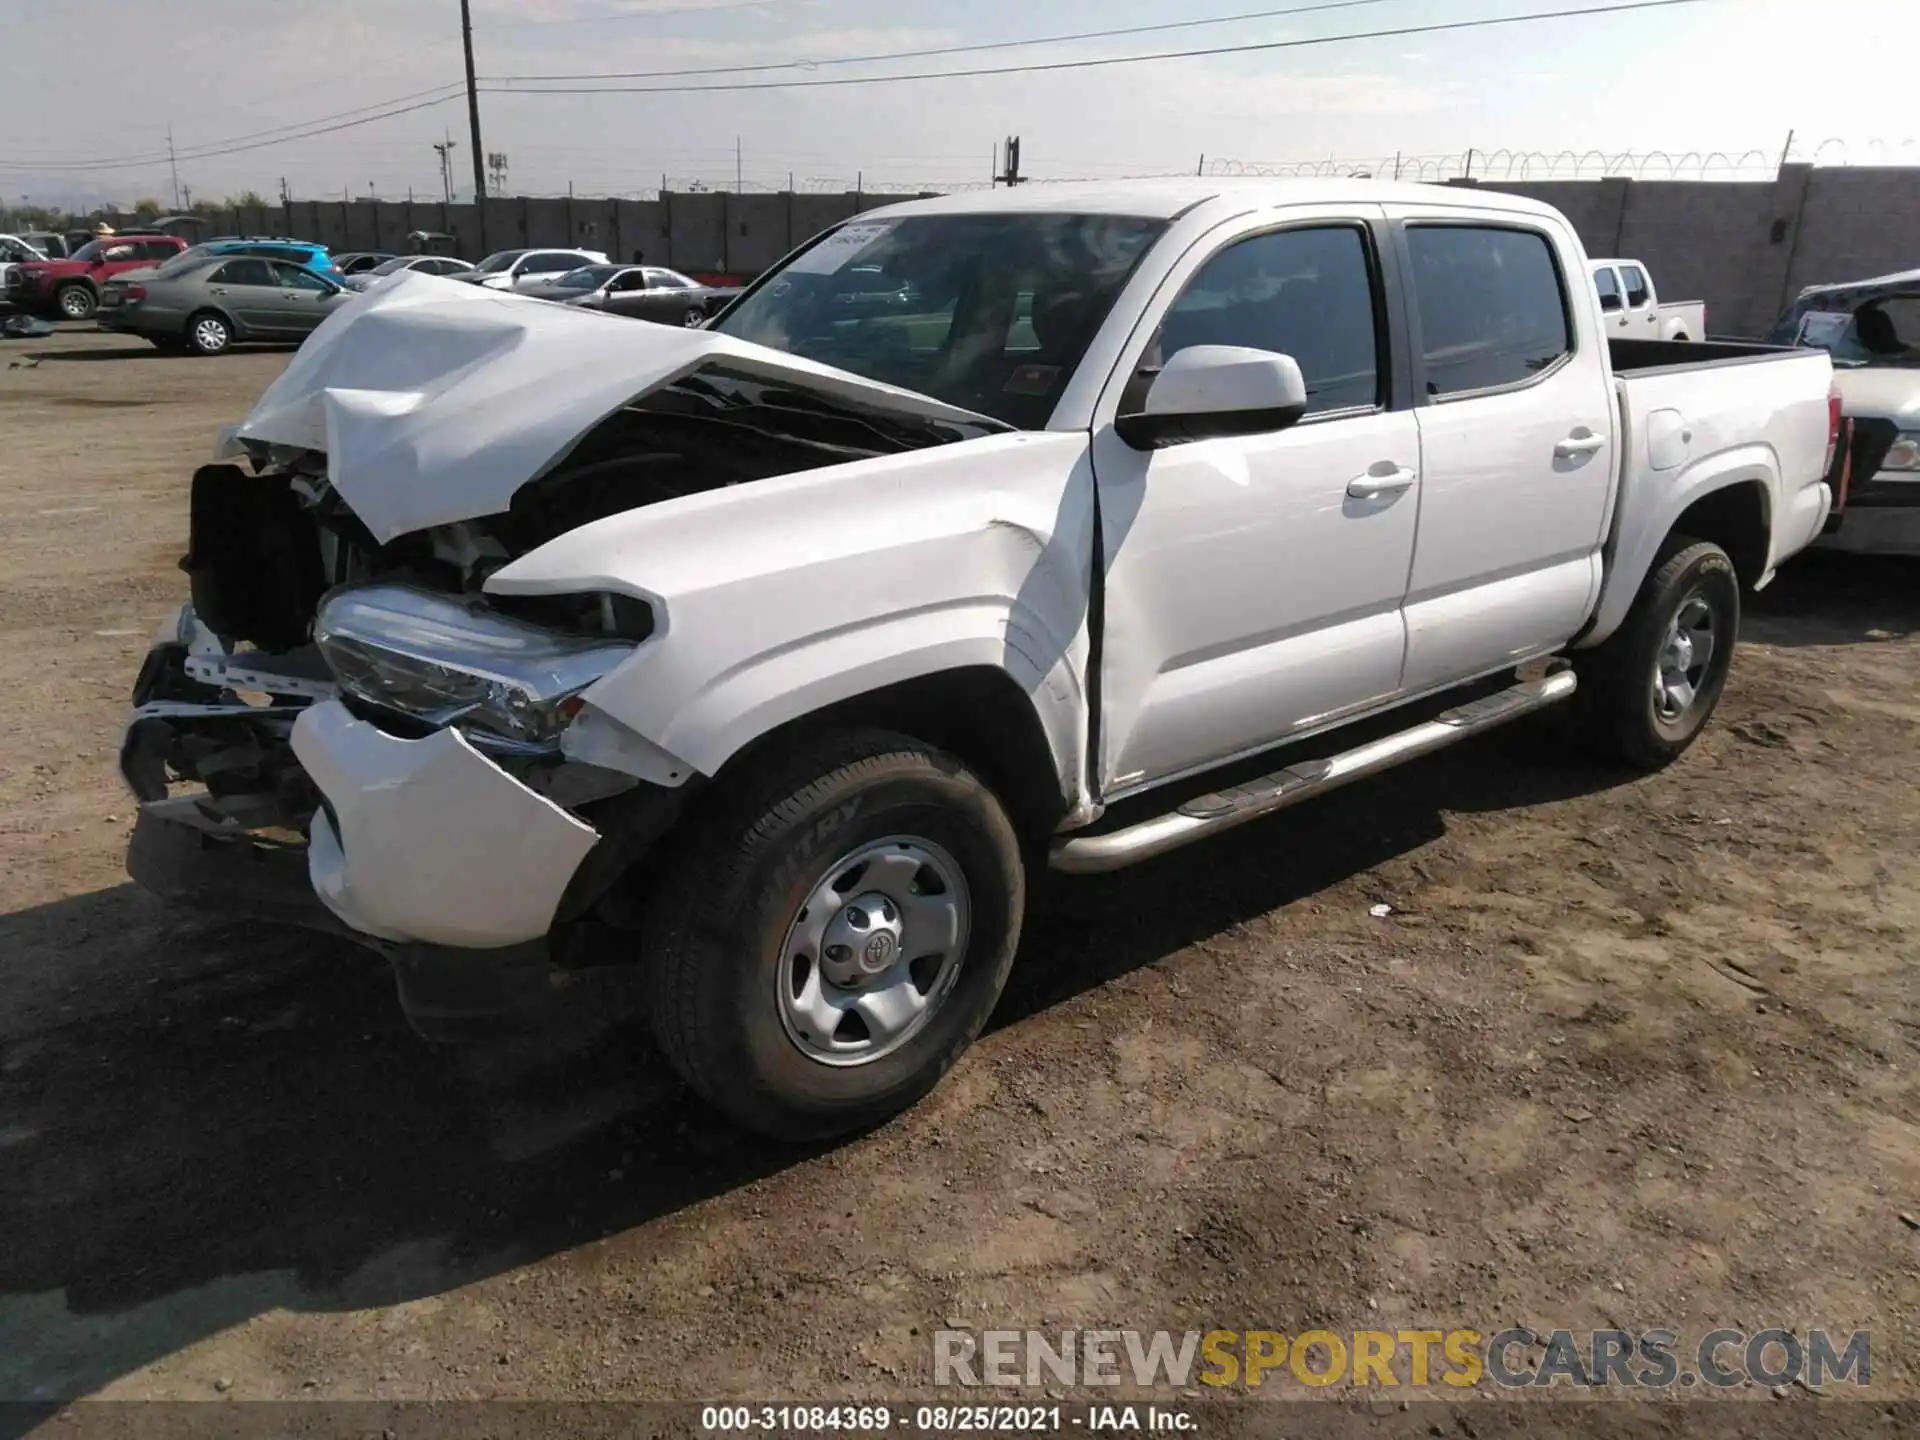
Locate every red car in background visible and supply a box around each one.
[6,234,187,320]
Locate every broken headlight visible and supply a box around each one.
[314,585,635,748]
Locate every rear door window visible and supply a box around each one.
[1405,225,1571,397]
[209,258,276,287]
[1622,265,1652,308]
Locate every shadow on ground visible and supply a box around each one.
[1748,549,1919,647]
[0,723,1628,1399]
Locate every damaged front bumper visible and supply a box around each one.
[121,607,679,1038]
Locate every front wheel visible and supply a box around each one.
[1574,536,1739,769]
[56,284,96,320]
[642,729,1025,1140]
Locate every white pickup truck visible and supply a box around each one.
[1592,257,1706,342]
[122,180,1838,1139]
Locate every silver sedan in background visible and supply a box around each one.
[343,254,476,292]
[98,253,349,354]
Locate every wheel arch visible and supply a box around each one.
[715,662,1076,843]
[1581,451,1779,648]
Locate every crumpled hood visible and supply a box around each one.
[227,271,1003,544]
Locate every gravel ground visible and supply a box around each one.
[2,328,1918,1434]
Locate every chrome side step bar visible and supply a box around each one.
[1049,666,1578,874]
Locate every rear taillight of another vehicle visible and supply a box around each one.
[124,285,146,302]
[1825,388,1852,515]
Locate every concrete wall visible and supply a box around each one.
[96,167,1920,331]
[1451,163,1920,336]
[117,189,932,282]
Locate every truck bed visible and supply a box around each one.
[1608,336,1795,373]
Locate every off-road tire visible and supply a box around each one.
[1574,535,1739,770]
[641,729,1024,1140]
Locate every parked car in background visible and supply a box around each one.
[462,247,610,291]
[1770,266,1920,554]
[97,252,348,354]
[332,251,395,277]
[15,231,71,259]
[1591,259,1704,342]
[194,238,346,283]
[5,234,188,318]
[123,179,1838,1139]
[0,233,49,302]
[343,254,475,291]
[520,263,741,325]
[406,230,460,256]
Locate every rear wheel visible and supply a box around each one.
[641,729,1024,1140]
[56,283,96,320]
[681,306,705,327]
[1573,536,1739,769]
[186,311,232,356]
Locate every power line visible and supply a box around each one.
[491,0,1403,83]
[6,84,469,171]
[484,0,1713,95]
[6,91,469,173]
[472,0,787,30]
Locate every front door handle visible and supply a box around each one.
[1555,430,1607,458]
[1347,464,1417,499]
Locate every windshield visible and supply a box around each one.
[70,240,105,263]
[709,212,1167,428]
[1776,295,1920,368]
[475,250,526,274]
[552,265,622,290]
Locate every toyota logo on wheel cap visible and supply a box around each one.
[861,932,897,971]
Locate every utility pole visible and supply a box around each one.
[996,135,1023,187]
[1777,128,1796,175]
[460,0,487,200]
[167,124,181,210]
[736,136,743,194]
[433,133,457,204]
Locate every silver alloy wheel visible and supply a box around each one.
[776,836,971,1067]
[59,287,93,318]
[1653,591,1716,722]
[193,316,229,353]
[682,308,704,327]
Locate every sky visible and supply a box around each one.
[3,0,1917,208]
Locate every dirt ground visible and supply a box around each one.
[3,328,1919,1431]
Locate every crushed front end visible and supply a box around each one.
[120,459,680,1039]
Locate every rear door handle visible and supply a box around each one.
[1555,430,1606,458]
[1347,464,1417,499]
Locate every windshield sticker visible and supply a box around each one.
[786,221,896,276]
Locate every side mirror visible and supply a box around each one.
[1115,345,1309,449]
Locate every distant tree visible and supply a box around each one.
[131,197,164,218]
[224,189,269,209]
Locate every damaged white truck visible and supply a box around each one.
[123,180,1840,1139]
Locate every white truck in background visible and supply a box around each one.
[1592,258,1706,341]
[122,179,1838,1140]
